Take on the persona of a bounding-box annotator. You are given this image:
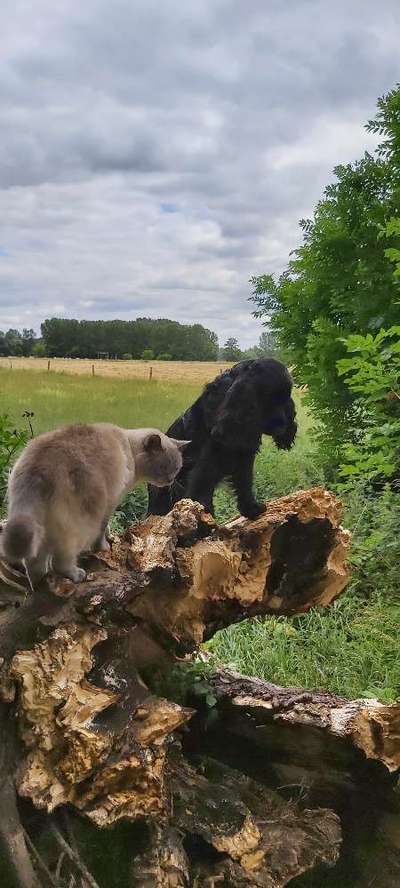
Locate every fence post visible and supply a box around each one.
[149,366,153,381]
[92,364,95,377]
[47,360,51,372]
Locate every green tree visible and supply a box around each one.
[336,217,400,486]
[257,330,279,357]
[250,85,400,473]
[4,329,23,356]
[32,341,46,357]
[337,326,400,486]
[21,329,37,356]
[221,337,242,362]
[141,348,154,360]
[40,318,219,362]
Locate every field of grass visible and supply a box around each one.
[0,355,234,384]
[0,366,201,434]
[0,366,398,703]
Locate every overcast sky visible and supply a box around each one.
[1,1,399,347]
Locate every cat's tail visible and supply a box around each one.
[0,515,44,562]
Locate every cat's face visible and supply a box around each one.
[142,433,189,487]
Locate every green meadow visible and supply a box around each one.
[1,366,399,703]
[0,366,201,434]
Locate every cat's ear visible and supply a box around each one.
[144,433,163,453]
[172,439,191,451]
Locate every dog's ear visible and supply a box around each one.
[210,377,262,451]
[272,399,297,450]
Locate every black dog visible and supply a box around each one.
[147,358,297,519]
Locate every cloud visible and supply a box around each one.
[0,0,399,346]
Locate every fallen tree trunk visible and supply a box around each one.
[0,487,397,886]
[207,669,400,773]
[187,670,400,888]
[0,486,352,660]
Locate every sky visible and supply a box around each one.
[1,1,399,348]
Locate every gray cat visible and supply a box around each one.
[0,423,188,585]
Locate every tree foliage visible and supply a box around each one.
[221,337,242,361]
[250,86,400,471]
[0,329,37,357]
[41,317,219,361]
[336,216,400,486]
[0,415,30,509]
[337,326,400,485]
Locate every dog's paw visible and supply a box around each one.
[242,502,267,520]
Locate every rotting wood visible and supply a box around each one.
[0,703,40,888]
[0,488,377,887]
[130,825,190,888]
[208,669,400,773]
[130,751,342,887]
[0,488,351,664]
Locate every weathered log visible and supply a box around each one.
[10,623,193,826]
[207,668,400,773]
[0,487,381,887]
[0,490,351,818]
[0,487,351,665]
[185,670,400,888]
[0,704,40,888]
[131,752,341,887]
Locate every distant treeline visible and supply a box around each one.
[0,318,219,361]
[0,321,278,363]
[42,317,218,361]
[0,328,38,357]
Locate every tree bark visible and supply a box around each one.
[0,704,40,888]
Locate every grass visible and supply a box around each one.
[0,367,201,434]
[208,593,400,701]
[0,366,398,703]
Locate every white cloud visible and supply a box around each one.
[266,117,380,172]
[0,0,399,346]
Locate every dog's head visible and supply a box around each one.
[253,358,297,450]
[210,358,297,452]
[263,395,297,450]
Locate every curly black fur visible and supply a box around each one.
[147,358,297,519]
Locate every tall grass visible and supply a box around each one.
[0,367,201,434]
[208,591,400,701]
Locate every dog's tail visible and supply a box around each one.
[0,514,44,562]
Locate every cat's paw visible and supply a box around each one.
[73,567,87,583]
[61,566,87,583]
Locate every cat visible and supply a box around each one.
[0,423,189,586]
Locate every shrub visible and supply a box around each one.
[157,353,173,361]
[32,341,46,357]
[337,326,400,487]
[0,414,30,511]
[141,348,154,361]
